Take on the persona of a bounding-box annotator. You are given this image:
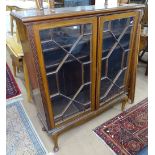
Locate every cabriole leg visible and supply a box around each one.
[52,134,59,152]
[121,96,128,111]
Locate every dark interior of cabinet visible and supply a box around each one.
[39,24,92,122]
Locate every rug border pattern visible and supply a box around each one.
[7,101,47,155]
[93,98,148,155]
[6,64,21,100]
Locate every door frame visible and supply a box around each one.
[96,11,140,109]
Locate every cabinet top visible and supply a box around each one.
[11,3,144,23]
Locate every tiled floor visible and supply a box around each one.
[6,48,148,155]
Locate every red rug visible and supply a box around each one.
[6,64,21,100]
[94,98,148,155]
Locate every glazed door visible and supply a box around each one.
[96,12,139,107]
[33,17,97,126]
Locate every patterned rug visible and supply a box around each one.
[94,98,148,155]
[6,64,21,101]
[6,101,47,155]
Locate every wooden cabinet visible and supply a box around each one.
[11,4,144,151]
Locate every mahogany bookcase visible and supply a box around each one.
[11,3,144,151]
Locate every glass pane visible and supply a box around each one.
[39,23,92,122]
[100,78,112,99]
[47,73,58,95]
[107,45,123,80]
[75,84,91,106]
[115,70,126,88]
[119,26,132,50]
[103,21,109,31]
[110,18,128,39]
[100,84,121,103]
[40,29,52,41]
[84,63,90,83]
[58,55,82,98]
[71,35,91,58]
[43,43,66,68]
[52,26,81,51]
[100,17,134,105]
[123,50,130,68]
[101,59,106,78]
[102,31,116,55]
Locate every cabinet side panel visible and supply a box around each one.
[26,24,55,129]
[128,11,142,102]
[16,20,38,90]
[16,20,51,130]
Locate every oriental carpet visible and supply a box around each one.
[6,101,47,155]
[94,98,148,155]
[6,64,21,102]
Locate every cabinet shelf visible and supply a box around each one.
[49,81,91,101]
[42,40,91,75]
[46,56,91,76]
[50,81,91,123]
[41,33,92,52]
